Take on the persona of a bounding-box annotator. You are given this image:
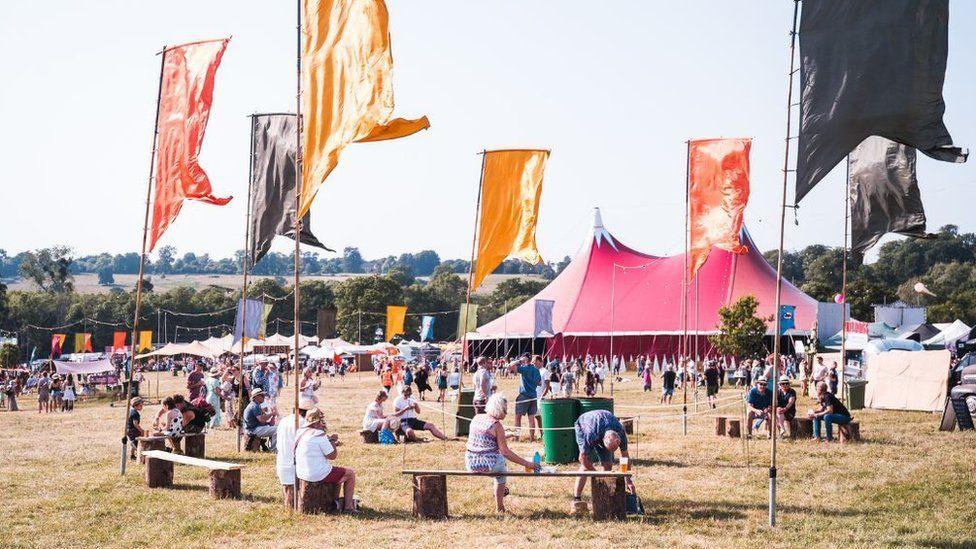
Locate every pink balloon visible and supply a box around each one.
[833,294,845,304]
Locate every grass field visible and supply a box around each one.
[1,371,974,548]
[2,273,542,296]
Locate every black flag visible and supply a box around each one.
[796,0,967,204]
[249,114,332,265]
[848,136,933,265]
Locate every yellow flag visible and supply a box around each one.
[138,331,153,352]
[300,0,429,218]
[472,149,549,291]
[456,303,479,339]
[385,305,407,342]
[74,333,92,353]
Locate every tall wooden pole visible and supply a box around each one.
[770,0,801,527]
[120,46,167,476]
[460,150,486,386]
[609,264,616,397]
[839,155,850,401]
[236,115,257,453]
[292,0,303,512]
[681,139,690,435]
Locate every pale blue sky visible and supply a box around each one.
[1,1,973,263]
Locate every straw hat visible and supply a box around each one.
[305,407,325,426]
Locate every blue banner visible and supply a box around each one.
[234,299,266,343]
[420,316,435,341]
[779,305,796,335]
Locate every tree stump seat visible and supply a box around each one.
[243,434,271,452]
[619,416,635,435]
[360,429,379,444]
[297,478,342,514]
[726,418,742,438]
[793,417,813,439]
[839,421,860,443]
[142,450,244,499]
[402,470,632,520]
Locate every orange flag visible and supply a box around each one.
[138,331,153,352]
[472,149,549,291]
[51,334,66,358]
[148,39,233,252]
[688,138,751,280]
[299,0,429,218]
[74,333,93,353]
[112,331,127,352]
[385,305,407,342]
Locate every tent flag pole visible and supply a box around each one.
[609,264,616,397]
[840,154,850,402]
[292,0,303,513]
[237,115,256,453]
[681,139,690,436]
[460,150,487,386]
[120,45,166,476]
[770,0,801,528]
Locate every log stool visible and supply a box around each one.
[839,421,860,443]
[297,478,341,514]
[726,418,741,438]
[619,416,635,435]
[137,437,167,464]
[244,434,269,452]
[209,469,242,499]
[184,433,206,458]
[412,474,448,519]
[145,454,174,488]
[715,416,727,436]
[360,429,379,444]
[591,476,627,520]
[793,417,813,439]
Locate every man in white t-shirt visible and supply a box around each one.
[276,398,315,508]
[393,386,450,441]
[471,358,493,414]
[294,408,358,513]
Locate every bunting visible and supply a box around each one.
[472,149,549,291]
[148,38,233,251]
[300,0,429,218]
[687,138,751,280]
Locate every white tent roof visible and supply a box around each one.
[136,341,219,360]
[922,319,971,347]
[200,334,235,354]
[260,333,319,348]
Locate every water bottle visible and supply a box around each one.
[533,451,541,473]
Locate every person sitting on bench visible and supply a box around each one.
[746,378,773,437]
[573,409,632,502]
[465,394,540,513]
[152,396,185,454]
[392,386,450,442]
[808,381,851,442]
[295,407,358,513]
[244,389,278,451]
[775,376,797,438]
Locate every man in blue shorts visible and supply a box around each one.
[508,353,542,441]
[573,409,633,500]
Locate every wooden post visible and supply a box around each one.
[297,478,341,514]
[209,469,241,499]
[121,45,167,476]
[292,0,304,514]
[590,476,626,520]
[459,151,487,385]
[137,437,166,464]
[145,456,174,488]
[715,416,728,437]
[726,418,742,438]
[184,434,206,458]
[412,474,448,519]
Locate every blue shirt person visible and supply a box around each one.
[572,409,633,499]
[745,379,773,437]
[507,355,543,441]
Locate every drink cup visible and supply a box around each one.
[620,457,630,472]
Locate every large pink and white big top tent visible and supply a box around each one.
[468,209,817,359]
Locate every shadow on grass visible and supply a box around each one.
[641,497,868,524]
[630,458,687,468]
[909,540,976,549]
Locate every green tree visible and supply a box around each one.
[709,295,770,359]
[0,343,18,368]
[334,275,403,342]
[97,266,115,285]
[20,246,75,294]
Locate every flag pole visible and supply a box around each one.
[460,150,487,386]
[770,0,801,527]
[839,155,850,402]
[120,45,167,476]
[292,0,303,512]
[681,139,690,436]
[236,115,257,453]
[609,264,616,397]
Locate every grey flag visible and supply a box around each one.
[796,0,966,204]
[249,114,331,265]
[848,136,932,265]
[534,299,555,336]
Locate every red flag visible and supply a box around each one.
[845,320,869,334]
[51,334,66,358]
[148,39,233,251]
[113,331,127,352]
[688,138,751,280]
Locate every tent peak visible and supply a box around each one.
[590,207,618,251]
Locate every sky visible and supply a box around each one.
[1,1,974,265]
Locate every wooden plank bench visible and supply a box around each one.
[136,433,205,462]
[402,469,633,520]
[714,416,741,438]
[142,450,244,499]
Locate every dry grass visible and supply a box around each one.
[1,371,974,549]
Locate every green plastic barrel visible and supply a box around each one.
[540,398,580,464]
[455,388,475,437]
[845,380,867,411]
[577,397,614,416]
